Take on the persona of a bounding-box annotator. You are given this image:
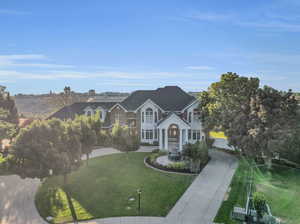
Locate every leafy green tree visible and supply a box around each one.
[199,73,298,166]
[87,110,102,145]
[0,86,18,124]
[0,86,18,153]
[74,115,97,165]
[12,118,82,181]
[249,86,298,168]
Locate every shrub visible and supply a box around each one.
[110,123,140,152]
[253,192,267,218]
[206,137,215,148]
[182,141,209,173]
[152,149,160,153]
[167,161,187,170]
[97,130,111,146]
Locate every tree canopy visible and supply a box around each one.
[199,72,298,161]
[12,118,82,180]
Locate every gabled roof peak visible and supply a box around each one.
[120,86,195,111]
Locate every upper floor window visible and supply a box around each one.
[145,108,153,123]
[193,109,200,121]
[188,112,192,123]
[86,111,92,116]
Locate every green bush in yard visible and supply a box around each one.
[182,141,209,173]
[167,161,187,170]
[111,122,140,152]
[253,191,267,219]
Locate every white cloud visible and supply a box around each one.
[180,10,300,32]
[185,66,214,70]
[0,9,30,15]
[185,12,233,22]
[237,21,300,32]
[0,54,74,69]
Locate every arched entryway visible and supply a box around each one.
[168,124,179,153]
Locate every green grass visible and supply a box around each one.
[214,158,249,224]
[254,166,300,224]
[214,158,300,224]
[209,131,227,139]
[0,155,5,164]
[36,152,195,223]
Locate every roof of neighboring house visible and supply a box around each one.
[120,86,195,111]
[48,102,117,120]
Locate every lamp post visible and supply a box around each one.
[137,189,142,215]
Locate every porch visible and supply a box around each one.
[157,113,190,158]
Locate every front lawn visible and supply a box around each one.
[36,152,195,223]
[214,158,300,224]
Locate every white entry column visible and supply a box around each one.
[159,128,162,150]
[185,129,188,144]
[164,128,168,151]
[179,128,182,151]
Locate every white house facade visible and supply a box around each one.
[50,86,205,154]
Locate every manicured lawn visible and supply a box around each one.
[209,131,227,139]
[36,152,195,223]
[213,158,248,224]
[214,158,300,224]
[255,166,300,224]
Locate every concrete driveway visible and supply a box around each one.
[0,175,46,224]
[166,149,238,224]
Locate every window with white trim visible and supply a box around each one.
[145,108,153,123]
[188,130,191,139]
[142,129,153,140]
[192,130,201,140]
[154,129,158,139]
[188,112,192,123]
[86,111,92,116]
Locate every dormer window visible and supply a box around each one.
[145,108,153,123]
[86,111,92,116]
[96,107,106,122]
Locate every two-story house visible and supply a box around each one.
[50,86,204,153]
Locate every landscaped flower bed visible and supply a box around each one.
[145,151,210,174]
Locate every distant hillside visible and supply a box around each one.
[14,92,129,118]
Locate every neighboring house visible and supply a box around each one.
[49,86,204,153]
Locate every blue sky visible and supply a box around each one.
[0,0,300,94]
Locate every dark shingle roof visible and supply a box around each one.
[121,86,195,111]
[48,102,117,120]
